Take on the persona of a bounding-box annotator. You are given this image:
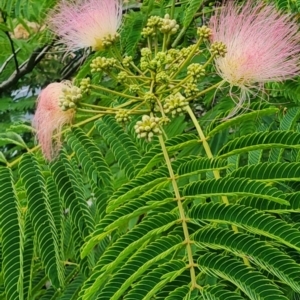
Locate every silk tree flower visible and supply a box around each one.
[32,82,76,161]
[209,0,300,116]
[48,0,123,51]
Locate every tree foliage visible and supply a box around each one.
[1,0,300,299]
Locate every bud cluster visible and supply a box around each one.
[102,33,120,48]
[184,80,199,97]
[115,109,130,123]
[117,71,127,82]
[122,56,133,67]
[142,14,179,37]
[134,115,162,141]
[142,16,163,37]
[59,85,82,111]
[160,14,179,34]
[144,92,156,104]
[197,26,212,39]
[210,42,227,57]
[80,13,231,144]
[90,57,117,72]
[80,77,91,94]
[129,84,140,93]
[163,92,188,117]
[156,71,170,83]
[187,63,205,79]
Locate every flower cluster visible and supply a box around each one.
[32,82,76,161]
[163,92,189,117]
[115,110,130,123]
[80,78,91,94]
[90,57,117,72]
[58,84,82,111]
[209,0,300,89]
[142,14,179,37]
[32,0,300,161]
[134,115,162,141]
[48,0,122,51]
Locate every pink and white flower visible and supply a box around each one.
[48,0,123,51]
[209,0,300,114]
[33,82,75,161]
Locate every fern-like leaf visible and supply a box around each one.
[183,177,288,204]
[198,253,288,299]
[194,227,300,293]
[190,203,300,251]
[218,131,300,158]
[0,167,23,300]
[96,116,141,179]
[19,155,64,288]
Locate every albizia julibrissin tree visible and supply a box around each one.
[2,0,299,299]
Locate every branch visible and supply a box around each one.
[4,31,19,72]
[0,42,54,94]
[0,48,21,73]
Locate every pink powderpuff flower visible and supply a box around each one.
[209,0,300,116]
[33,82,75,161]
[48,0,123,51]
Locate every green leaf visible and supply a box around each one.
[19,155,64,289]
[239,192,300,213]
[23,214,34,300]
[183,0,204,28]
[194,226,300,293]
[0,132,27,148]
[0,152,7,164]
[198,253,288,299]
[96,116,141,179]
[124,260,187,300]
[0,167,23,300]
[51,152,94,240]
[183,177,288,205]
[228,162,300,181]
[208,107,278,138]
[80,213,178,298]
[107,167,169,212]
[136,133,198,176]
[96,235,184,300]
[190,203,300,251]
[201,285,244,300]
[67,128,113,190]
[218,131,300,158]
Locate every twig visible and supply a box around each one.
[4,31,19,72]
[0,48,21,73]
[0,42,54,94]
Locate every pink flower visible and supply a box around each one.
[209,0,300,115]
[33,82,75,161]
[48,0,123,51]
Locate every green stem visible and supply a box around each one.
[158,135,198,289]
[162,33,168,52]
[154,36,158,56]
[203,53,216,69]
[81,103,120,110]
[186,80,226,101]
[147,37,152,50]
[169,0,176,18]
[90,84,142,101]
[130,62,146,76]
[171,37,203,79]
[186,106,250,267]
[171,26,187,48]
[77,108,114,114]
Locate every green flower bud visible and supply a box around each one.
[210,42,227,57]
[134,115,162,141]
[197,26,212,39]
